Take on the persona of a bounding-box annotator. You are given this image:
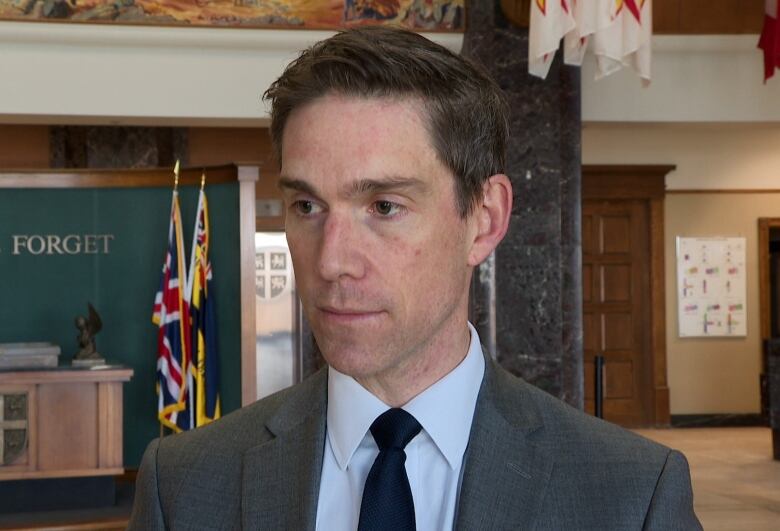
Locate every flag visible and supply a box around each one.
[529,0,576,79]
[561,0,652,84]
[592,0,652,83]
[563,0,603,66]
[153,190,192,432]
[187,188,221,427]
[759,0,780,82]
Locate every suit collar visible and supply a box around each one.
[326,322,486,471]
[241,367,328,531]
[455,355,554,531]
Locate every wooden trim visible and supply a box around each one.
[97,383,123,469]
[499,0,529,28]
[116,468,138,483]
[670,414,767,428]
[760,219,769,341]
[0,518,130,531]
[669,189,780,195]
[0,369,133,385]
[239,173,258,407]
[757,219,780,343]
[0,467,124,481]
[583,165,676,176]
[650,198,670,426]
[582,165,673,200]
[0,163,256,189]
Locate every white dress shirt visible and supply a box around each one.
[315,322,485,531]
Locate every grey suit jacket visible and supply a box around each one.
[128,356,702,530]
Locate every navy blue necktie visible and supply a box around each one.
[357,408,422,531]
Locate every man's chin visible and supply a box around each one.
[319,346,384,380]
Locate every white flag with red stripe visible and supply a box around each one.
[534,0,653,83]
[590,0,652,83]
[529,0,576,79]
[563,0,600,66]
[759,0,780,82]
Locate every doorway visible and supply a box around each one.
[582,165,674,427]
[757,218,780,417]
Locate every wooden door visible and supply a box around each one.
[582,200,653,426]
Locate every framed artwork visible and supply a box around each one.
[0,0,464,31]
[676,237,747,338]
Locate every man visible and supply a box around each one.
[129,27,701,530]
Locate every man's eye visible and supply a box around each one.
[293,200,320,216]
[372,200,402,217]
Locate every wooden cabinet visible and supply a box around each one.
[0,367,132,481]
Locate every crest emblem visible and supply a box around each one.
[255,246,293,301]
[0,393,28,466]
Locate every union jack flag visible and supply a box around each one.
[152,190,192,432]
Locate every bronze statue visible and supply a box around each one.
[73,303,105,365]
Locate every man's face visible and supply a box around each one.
[279,94,478,382]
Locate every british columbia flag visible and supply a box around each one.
[152,191,192,432]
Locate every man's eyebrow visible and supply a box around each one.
[345,176,429,197]
[278,177,319,197]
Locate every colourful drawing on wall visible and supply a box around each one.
[0,0,464,30]
[676,237,747,338]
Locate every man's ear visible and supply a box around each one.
[467,174,512,267]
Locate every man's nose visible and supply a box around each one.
[317,212,366,282]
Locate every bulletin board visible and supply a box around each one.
[676,237,747,338]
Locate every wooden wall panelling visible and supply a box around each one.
[501,0,764,34]
[677,0,764,34]
[653,0,681,34]
[188,126,284,231]
[0,126,49,168]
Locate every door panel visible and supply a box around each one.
[583,200,652,426]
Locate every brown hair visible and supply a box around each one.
[263,25,509,217]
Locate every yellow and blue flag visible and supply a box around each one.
[188,187,221,427]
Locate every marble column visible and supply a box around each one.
[463,1,583,408]
[50,126,187,168]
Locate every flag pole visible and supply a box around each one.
[200,169,206,190]
[173,160,180,191]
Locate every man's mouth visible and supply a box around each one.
[317,306,384,322]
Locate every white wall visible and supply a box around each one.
[0,22,462,126]
[584,123,780,190]
[3,25,778,126]
[582,36,780,123]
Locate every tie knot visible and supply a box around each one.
[369,408,422,451]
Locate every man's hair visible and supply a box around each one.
[263,26,509,217]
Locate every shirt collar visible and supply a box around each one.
[326,322,486,471]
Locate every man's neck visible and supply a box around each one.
[353,322,472,407]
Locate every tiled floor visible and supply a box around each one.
[637,427,780,530]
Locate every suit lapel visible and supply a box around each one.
[455,357,554,531]
[241,369,328,531]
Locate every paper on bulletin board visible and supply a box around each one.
[676,237,747,337]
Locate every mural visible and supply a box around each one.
[0,0,464,30]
